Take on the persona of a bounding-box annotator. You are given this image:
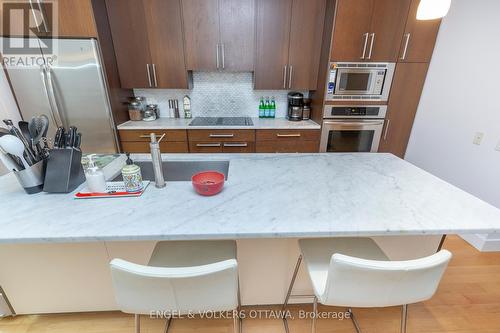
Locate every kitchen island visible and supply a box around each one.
[1,153,500,314]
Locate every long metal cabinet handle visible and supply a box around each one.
[383,119,391,141]
[146,64,152,87]
[36,0,49,32]
[288,65,293,89]
[283,65,287,89]
[216,44,220,69]
[196,143,221,147]
[139,134,164,138]
[360,33,369,59]
[223,142,248,147]
[277,133,301,138]
[400,33,411,60]
[43,66,65,128]
[28,0,41,33]
[221,43,225,69]
[152,64,158,87]
[39,65,59,126]
[367,33,375,59]
[209,133,234,138]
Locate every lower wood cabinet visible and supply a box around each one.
[256,129,320,153]
[188,129,255,153]
[119,129,188,153]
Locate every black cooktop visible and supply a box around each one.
[188,117,253,127]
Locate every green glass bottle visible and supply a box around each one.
[264,97,270,118]
[259,97,265,118]
[270,97,276,118]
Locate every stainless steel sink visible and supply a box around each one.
[112,161,230,182]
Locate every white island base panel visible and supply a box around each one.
[0,236,442,314]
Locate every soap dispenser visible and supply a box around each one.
[121,153,143,192]
[85,154,107,193]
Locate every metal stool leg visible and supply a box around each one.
[164,317,172,333]
[312,296,318,333]
[348,308,361,333]
[401,304,408,333]
[282,255,303,333]
[135,314,140,333]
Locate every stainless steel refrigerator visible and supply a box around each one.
[1,37,119,153]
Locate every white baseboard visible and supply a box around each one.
[460,234,500,252]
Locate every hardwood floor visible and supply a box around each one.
[1,236,500,332]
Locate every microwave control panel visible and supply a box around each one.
[373,71,386,94]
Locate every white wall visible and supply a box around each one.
[405,0,500,250]
[0,69,21,175]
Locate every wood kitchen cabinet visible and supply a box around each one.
[378,63,429,158]
[398,0,442,63]
[188,129,256,153]
[106,0,189,89]
[119,129,189,153]
[330,0,411,62]
[255,0,326,90]
[0,0,97,37]
[256,129,320,153]
[181,0,255,72]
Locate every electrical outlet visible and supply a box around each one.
[473,132,484,145]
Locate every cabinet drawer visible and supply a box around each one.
[222,142,255,153]
[256,140,319,153]
[119,130,187,142]
[189,142,223,153]
[256,130,320,141]
[121,141,188,153]
[188,130,255,142]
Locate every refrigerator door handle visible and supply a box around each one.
[41,65,64,128]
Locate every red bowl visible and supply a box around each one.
[191,171,225,196]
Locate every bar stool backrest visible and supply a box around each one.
[321,250,452,307]
[110,258,239,315]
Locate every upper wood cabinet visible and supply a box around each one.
[255,0,326,90]
[0,0,97,37]
[330,0,411,62]
[181,0,255,72]
[106,0,189,89]
[378,62,429,158]
[398,0,441,63]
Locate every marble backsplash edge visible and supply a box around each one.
[134,72,308,119]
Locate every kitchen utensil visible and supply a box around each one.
[0,135,31,169]
[174,99,180,118]
[0,150,20,172]
[18,121,32,149]
[66,126,77,148]
[192,171,225,196]
[43,147,85,193]
[3,119,36,164]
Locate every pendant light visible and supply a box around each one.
[416,0,451,20]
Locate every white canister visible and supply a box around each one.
[121,163,143,192]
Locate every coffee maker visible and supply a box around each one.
[287,92,303,121]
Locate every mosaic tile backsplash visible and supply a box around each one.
[134,72,308,118]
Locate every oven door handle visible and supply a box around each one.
[323,120,384,127]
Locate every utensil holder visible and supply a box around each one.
[13,160,46,194]
[43,148,85,193]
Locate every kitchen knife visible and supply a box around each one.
[66,126,77,148]
[74,132,82,149]
[54,127,65,149]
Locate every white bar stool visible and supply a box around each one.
[282,237,452,333]
[110,240,241,333]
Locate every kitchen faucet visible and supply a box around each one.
[150,133,166,188]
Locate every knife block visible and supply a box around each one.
[43,148,85,193]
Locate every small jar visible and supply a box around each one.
[128,101,143,121]
[143,104,159,121]
[121,163,143,192]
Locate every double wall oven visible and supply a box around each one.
[320,105,386,153]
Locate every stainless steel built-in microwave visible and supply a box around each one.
[325,62,395,102]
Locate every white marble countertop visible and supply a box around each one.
[1,153,500,244]
[117,117,321,130]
